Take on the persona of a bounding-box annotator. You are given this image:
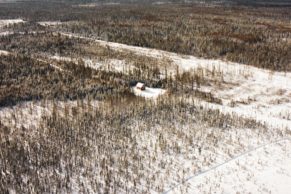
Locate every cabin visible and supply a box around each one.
[136,82,146,91]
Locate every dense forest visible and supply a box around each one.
[1,1,291,193]
[1,2,290,71]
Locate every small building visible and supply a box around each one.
[136,82,146,91]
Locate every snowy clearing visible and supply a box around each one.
[167,138,291,194]
[0,19,24,28]
[60,32,291,130]
[0,50,9,55]
[57,33,291,193]
[132,87,166,99]
[49,55,136,73]
[38,21,63,27]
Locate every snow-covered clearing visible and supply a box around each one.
[60,32,170,60]
[0,100,100,130]
[0,30,46,37]
[132,87,166,99]
[73,2,120,8]
[38,21,62,27]
[174,56,291,130]
[39,34,291,193]
[49,55,136,73]
[0,31,14,36]
[59,32,291,130]
[0,19,24,28]
[0,19,25,37]
[0,50,9,55]
[166,138,291,194]
[56,33,291,193]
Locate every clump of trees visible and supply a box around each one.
[1,3,290,71]
[53,4,290,71]
[0,54,132,106]
[0,42,222,107]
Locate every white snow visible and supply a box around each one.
[60,32,291,130]
[60,33,291,193]
[73,2,120,8]
[0,19,24,28]
[132,86,166,99]
[49,54,136,74]
[38,21,62,27]
[50,55,73,62]
[0,31,14,36]
[0,50,10,55]
[166,139,291,194]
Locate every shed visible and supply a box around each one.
[136,82,146,91]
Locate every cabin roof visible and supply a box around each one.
[136,82,145,88]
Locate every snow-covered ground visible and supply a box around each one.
[132,87,166,99]
[49,55,136,73]
[0,50,9,55]
[0,95,287,194]
[60,32,291,130]
[57,33,291,193]
[0,19,24,28]
[167,138,291,194]
[172,56,291,130]
[38,21,62,27]
[0,100,100,130]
